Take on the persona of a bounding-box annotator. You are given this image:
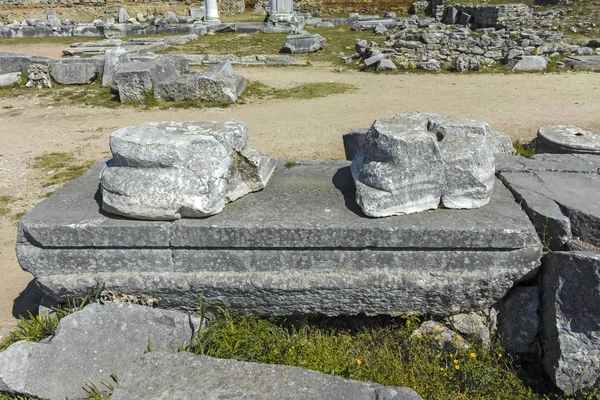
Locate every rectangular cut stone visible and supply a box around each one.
[17,160,542,316]
[172,161,539,249]
[18,161,172,248]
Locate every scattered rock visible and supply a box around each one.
[506,56,548,71]
[49,58,103,85]
[376,58,397,71]
[0,72,21,88]
[412,321,470,349]
[448,312,491,348]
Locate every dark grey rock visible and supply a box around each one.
[0,52,52,74]
[541,252,600,394]
[495,153,600,175]
[498,286,540,354]
[536,125,600,155]
[111,352,424,400]
[0,303,200,400]
[49,58,103,85]
[343,128,368,161]
[499,171,600,247]
[281,34,326,53]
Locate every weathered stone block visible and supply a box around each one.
[349,113,494,217]
[113,59,179,102]
[281,34,326,53]
[541,252,600,394]
[49,58,103,85]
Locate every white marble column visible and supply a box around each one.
[205,0,220,22]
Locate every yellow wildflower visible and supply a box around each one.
[435,325,441,332]
[453,359,459,364]
[449,353,454,358]
[356,359,362,365]
[456,335,462,341]
[470,353,476,358]
[416,334,422,339]
[455,365,460,370]
[440,367,445,372]
[498,353,503,358]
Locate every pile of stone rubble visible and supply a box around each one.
[346,23,600,72]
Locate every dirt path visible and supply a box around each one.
[1,53,599,330]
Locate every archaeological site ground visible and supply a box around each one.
[0,0,599,398]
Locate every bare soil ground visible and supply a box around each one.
[1,42,599,330]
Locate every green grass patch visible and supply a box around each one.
[162,27,381,67]
[0,196,15,217]
[190,310,578,400]
[32,152,95,188]
[241,81,355,102]
[514,140,537,158]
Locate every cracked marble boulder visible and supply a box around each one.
[100,121,275,220]
[349,113,494,217]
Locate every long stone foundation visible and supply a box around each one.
[17,160,542,316]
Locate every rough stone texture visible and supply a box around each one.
[499,161,600,247]
[541,251,600,394]
[102,47,129,87]
[0,52,52,74]
[25,63,51,88]
[17,160,541,317]
[221,0,245,15]
[497,285,540,354]
[349,113,494,217]
[536,125,600,155]
[49,58,103,85]
[448,312,491,347]
[0,303,201,400]
[376,58,397,71]
[100,120,274,220]
[113,58,179,102]
[506,55,547,71]
[154,61,246,104]
[111,352,423,400]
[0,72,20,88]
[490,130,515,154]
[282,34,326,53]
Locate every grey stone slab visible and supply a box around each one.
[18,245,173,276]
[565,55,600,70]
[0,303,200,400]
[499,171,600,246]
[494,153,600,174]
[0,52,53,74]
[505,56,547,71]
[281,34,326,53]
[498,180,571,250]
[541,251,600,394]
[172,162,540,249]
[17,161,172,248]
[49,58,103,85]
[110,352,424,400]
[36,244,539,316]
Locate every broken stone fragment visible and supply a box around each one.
[100,121,275,220]
[348,113,495,217]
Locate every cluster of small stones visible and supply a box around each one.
[344,19,599,72]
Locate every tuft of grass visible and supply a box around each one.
[514,140,537,158]
[0,313,57,352]
[32,153,95,188]
[0,393,38,400]
[0,196,15,217]
[240,81,355,102]
[189,310,562,400]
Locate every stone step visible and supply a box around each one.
[17,160,541,316]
